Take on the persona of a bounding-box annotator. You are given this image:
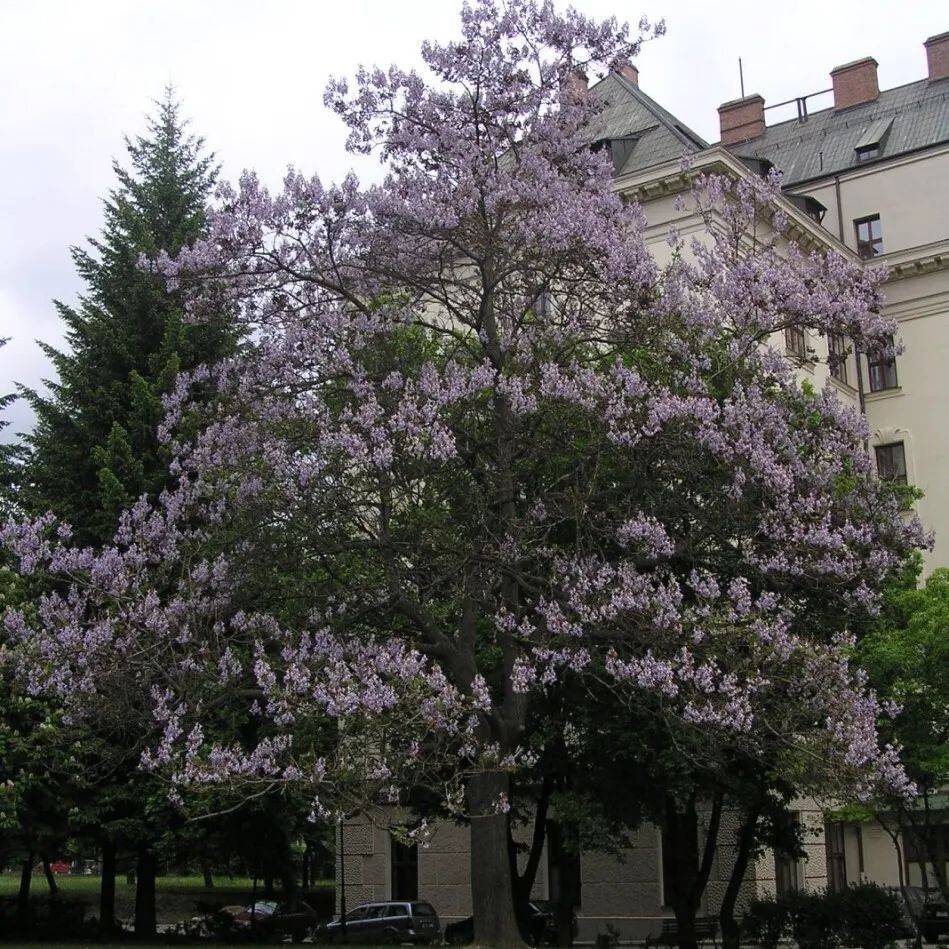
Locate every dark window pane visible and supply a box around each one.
[875,443,907,484]
[391,841,418,901]
[785,326,806,359]
[867,336,898,392]
[855,215,884,259]
[825,822,847,893]
[828,334,849,385]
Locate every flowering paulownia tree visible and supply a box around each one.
[1,2,928,945]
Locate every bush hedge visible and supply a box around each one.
[742,883,910,949]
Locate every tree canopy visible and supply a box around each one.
[0,4,928,946]
[859,564,949,896]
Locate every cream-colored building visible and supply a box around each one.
[338,32,949,937]
[712,32,949,897]
[719,31,949,574]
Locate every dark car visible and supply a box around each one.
[902,886,949,944]
[315,900,440,944]
[232,898,320,942]
[444,901,578,945]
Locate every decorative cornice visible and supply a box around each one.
[880,238,949,281]
[613,147,857,259]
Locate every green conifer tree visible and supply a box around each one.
[0,339,20,514]
[16,91,236,936]
[21,88,233,543]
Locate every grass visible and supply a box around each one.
[0,872,334,925]
[0,873,260,895]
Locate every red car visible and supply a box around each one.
[231,899,319,942]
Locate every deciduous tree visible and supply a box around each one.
[1,4,927,947]
[860,563,949,898]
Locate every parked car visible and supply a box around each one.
[230,898,320,942]
[314,900,440,944]
[901,886,949,944]
[444,900,578,945]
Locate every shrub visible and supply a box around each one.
[744,884,910,949]
[743,896,790,949]
[784,889,841,949]
[834,883,910,949]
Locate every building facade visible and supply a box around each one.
[718,31,949,573]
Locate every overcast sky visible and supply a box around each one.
[1,0,944,438]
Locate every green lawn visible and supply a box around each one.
[0,872,334,926]
[0,873,261,895]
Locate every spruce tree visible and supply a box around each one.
[16,90,235,936]
[22,88,233,544]
[0,339,20,514]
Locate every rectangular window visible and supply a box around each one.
[867,336,898,392]
[875,443,907,485]
[828,334,849,385]
[825,822,848,893]
[546,821,582,909]
[775,813,803,898]
[904,825,949,888]
[855,215,884,259]
[390,840,418,901]
[660,828,677,907]
[785,326,807,360]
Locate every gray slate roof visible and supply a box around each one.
[586,73,708,177]
[730,77,949,186]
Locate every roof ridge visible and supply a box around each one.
[594,71,709,152]
[760,76,938,135]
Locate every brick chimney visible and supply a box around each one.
[616,62,639,85]
[830,57,879,110]
[559,65,588,102]
[717,94,765,146]
[925,32,949,82]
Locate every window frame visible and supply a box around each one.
[828,333,849,385]
[874,442,908,485]
[785,325,807,360]
[854,214,884,259]
[825,821,848,894]
[390,839,419,901]
[867,335,898,393]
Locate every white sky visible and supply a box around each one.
[1,0,945,437]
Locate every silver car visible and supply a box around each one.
[316,900,440,945]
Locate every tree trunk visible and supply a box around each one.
[99,838,117,937]
[920,791,949,898]
[547,819,580,947]
[302,843,311,890]
[470,769,524,948]
[16,854,33,930]
[509,774,552,936]
[41,853,59,896]
[666,791,724,949]
[720,807,760,949]
[134,843,158,937]
[201,860,214,888]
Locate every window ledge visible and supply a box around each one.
[787,356,816,374]
[829,377,857,397]
[865,387,903,402]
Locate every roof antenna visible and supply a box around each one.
[739,57,745,98]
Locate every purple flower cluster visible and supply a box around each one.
[1,0,927,817]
